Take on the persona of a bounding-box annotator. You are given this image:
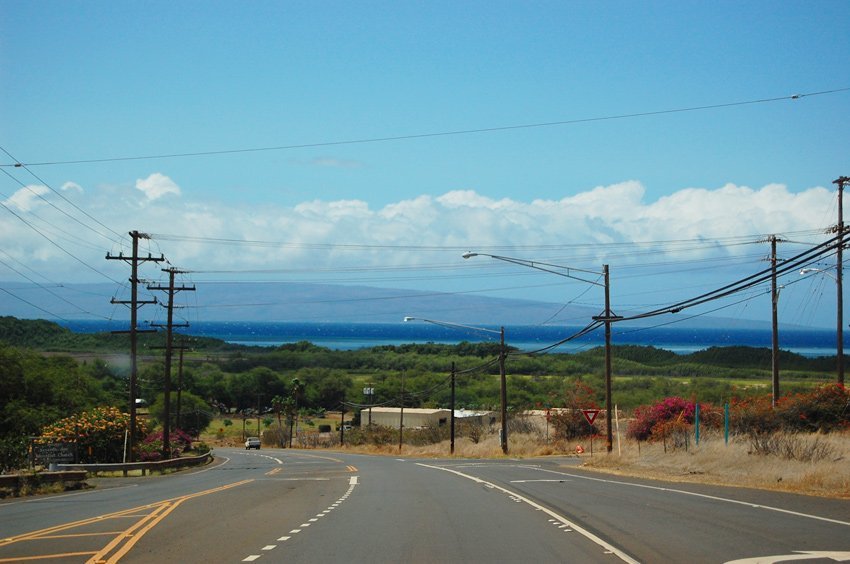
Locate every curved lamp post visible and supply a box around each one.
[462,252,620,453]
[404,316,508,454]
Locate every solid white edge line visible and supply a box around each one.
[521,465,850,528]
[416,463,639,564]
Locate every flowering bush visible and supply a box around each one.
[40,406,149,463]
[630,385,848,443]
[730,395,781,436]
[138,428,194,461]
[778,384,849,432]
[628,397,696,441]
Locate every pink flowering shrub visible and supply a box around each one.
[138,428,194,461]
[628,397,696,441]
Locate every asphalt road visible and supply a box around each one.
[1,448,848,563]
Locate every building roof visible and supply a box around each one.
[367,407,450,415]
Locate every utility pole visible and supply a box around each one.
[498,327,508,455]
[175,338,189,431]
[399,371,405,453]
[148,268,195,459]
[834,176,849,386]
[592,265,621,453]
[603,266,613,453]
[106,231,163,462]
[450,362,456,455]
[770,235,781,406]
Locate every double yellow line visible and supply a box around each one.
[0,480,253,564]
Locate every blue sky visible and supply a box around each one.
[1,1,849,329]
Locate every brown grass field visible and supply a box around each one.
[211,431,848,500]
[203,416,849,499]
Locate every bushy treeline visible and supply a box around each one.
[0,344,126,470]
[0,316,240,354]
[1,317,844,468]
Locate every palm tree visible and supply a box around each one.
[271,395,286,447]
[289,378,303,448]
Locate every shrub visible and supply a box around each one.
[0,436,29,473]
[778,384,849,433]
[40,406,149,463]
[651,418,691,451]
[550,380,600,440]
[748,432,837,462]
[139,428,194,460]
[730,395,781,436]
[628,397,695,441]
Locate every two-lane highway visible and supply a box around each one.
[2,449,848,563]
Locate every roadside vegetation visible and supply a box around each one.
[1,316,847,498]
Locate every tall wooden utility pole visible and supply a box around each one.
[835,176,849,386]
[498,326,508,454]
[106,231,163,462]
[149,268,194,458]
[770,235,781,406]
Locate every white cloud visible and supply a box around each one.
[135,173,181,201]
[0,179,838,287]
[61,181,83,193]
[4,185,49,211]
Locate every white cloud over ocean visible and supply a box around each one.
[0,179,837,282]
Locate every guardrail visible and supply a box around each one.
[57,451,213,477]
[0,470,88,493]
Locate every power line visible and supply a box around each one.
[0,147,125,242]
[2,89,846,168]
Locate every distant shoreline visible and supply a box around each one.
[56,320,846,358]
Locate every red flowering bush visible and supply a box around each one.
[729,395,781,436]
[40,406,149,463]
[778,384,849,433]
[628,397,696,441]
[138,428,194,461]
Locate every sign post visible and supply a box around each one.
[582,409,601,457]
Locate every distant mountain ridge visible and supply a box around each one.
[0,280,789,330]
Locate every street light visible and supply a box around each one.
[404,316,508,454]
[800,267,837,280]
[463,252,620,453]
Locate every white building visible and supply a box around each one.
[361,407,496,429]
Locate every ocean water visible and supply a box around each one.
[57,320,845,358]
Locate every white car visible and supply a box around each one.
[245,437,261,450]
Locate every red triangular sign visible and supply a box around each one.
[582,409,600,425]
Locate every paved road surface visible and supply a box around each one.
[1,448,848,563]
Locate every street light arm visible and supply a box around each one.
[463,252,604,286]
[800,267,838,281]
[403,316,502,335]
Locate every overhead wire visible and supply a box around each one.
[0,146,125,243]
[2,89,846,168]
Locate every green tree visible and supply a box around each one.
[149,392,213,437]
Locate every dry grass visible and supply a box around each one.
[205,426,850,499]
[579,431,850,499]
[330,431,849,498]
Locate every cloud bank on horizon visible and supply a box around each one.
[2,173,837,281]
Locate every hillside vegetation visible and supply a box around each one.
[0,316,841,469]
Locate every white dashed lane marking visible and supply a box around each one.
[240,475,359,561]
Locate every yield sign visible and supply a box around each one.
[582,409,601,426]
